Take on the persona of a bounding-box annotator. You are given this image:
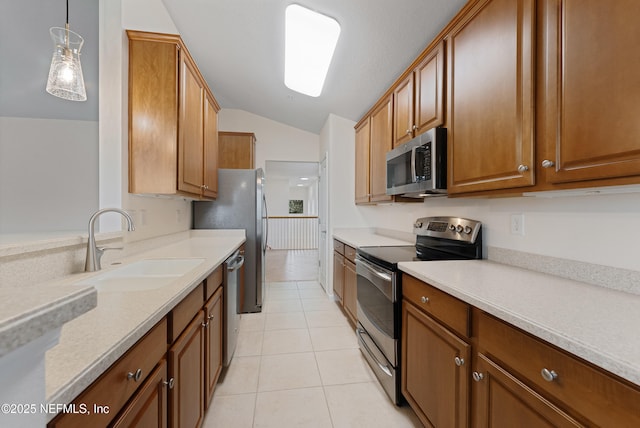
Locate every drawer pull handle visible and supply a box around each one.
[421,296,429,304]
[472,371,484,382]
[127,369,143,382]
[454,357,465,367]
[541,368,558,382]
[163,377,175,389]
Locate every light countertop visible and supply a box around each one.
[399,260,640,387]
[43,229,245,413]
[332,228,413,249]
[0,286,96,358]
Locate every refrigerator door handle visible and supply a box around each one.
[262,194,269,252]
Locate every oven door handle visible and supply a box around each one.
[356,327,393,377]
[356,256,392,282]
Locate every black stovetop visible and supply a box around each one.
[357,236,483,271]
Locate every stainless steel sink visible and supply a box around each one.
[73,258,205,292]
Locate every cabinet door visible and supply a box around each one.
[178,53,204,196]
[472,353,583,428]
[369,96,393,202]
[541,0,640,184]
[343,259,357,326]
[204,287,223,408]
[414,41,444,135]
[111,360,169,428]
[402,301,470,428]
[202,93,219,199]
[169,311,205,428]
[218,132,255,169]
[393,74,414,146]
[128,38,179,195]
[332,252,344,303]
[447,0,535,194]
[354,118,371,204]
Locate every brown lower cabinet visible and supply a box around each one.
[111,359,169,428]
[401,273,640,428]
[401,279,470,428]
[332,239,357,326]
[472,353,581,428]
[48,265,226,428]
[169,310,205,428]
[204,286,224,407]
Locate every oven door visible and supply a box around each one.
[355,255,397,366]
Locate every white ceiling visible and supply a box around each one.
[161,0,467,134]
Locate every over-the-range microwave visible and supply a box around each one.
[386,127,447,197]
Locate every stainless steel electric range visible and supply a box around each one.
[355,216,483,404]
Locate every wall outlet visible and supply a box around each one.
[510,213,525,236]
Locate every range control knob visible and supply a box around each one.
[456,225,464,233]
[414,222,423,229]
[464,226,473,234]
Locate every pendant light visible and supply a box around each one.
[46,0,87,101]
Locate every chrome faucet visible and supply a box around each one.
[84,208,135,272]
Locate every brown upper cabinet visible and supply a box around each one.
[354,118,371,204]
[539,0,640,186]
[355,96,394,204]
[393,41,445,147]
[218,131,256,169]
[127,30,220,200]
[446,0,536,194]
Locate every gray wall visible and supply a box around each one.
[0,0,98,120]
[0,0,99,233]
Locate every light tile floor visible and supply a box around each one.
[202,278,421,427]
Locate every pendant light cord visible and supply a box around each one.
[66,0,69,25]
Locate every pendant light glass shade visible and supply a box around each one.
[46,25,86,101]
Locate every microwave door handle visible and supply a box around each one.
[411,146,418,183]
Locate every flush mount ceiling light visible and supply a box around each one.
[285,4,341,97]
[46,0,87,101]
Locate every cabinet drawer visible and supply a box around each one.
[476,311,640,427]
[402,274,469,338]
[344,245,356,263]
[333,239,345,255]
[169,283,204,342]
[204,265,223,301]
[49,318,167,428]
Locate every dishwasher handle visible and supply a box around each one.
[228,255,245,272]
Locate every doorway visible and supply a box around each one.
[264,160,320,282]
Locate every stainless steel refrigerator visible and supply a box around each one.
[193,168,267,313]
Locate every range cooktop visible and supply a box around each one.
[356,216,483,271]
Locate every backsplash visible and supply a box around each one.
[488,247,640,296]
[0,231,191,289]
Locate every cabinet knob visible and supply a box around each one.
[454,356,465,367]
[420,296,429,304]
[202,321,209,328]
[412,125,417,130]
[472,371,484,382]
[541,368,558,382]
[406,129,412,135]
[208,314,215,321]
[517,164,529,173]
[163,377,175,389]
[541,159,555,168]
[127,368,143,382]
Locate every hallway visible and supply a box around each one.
[202,250,420,427]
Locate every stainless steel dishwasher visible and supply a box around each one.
[224,249,244,366]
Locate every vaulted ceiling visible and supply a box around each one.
[161,0,467,133]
